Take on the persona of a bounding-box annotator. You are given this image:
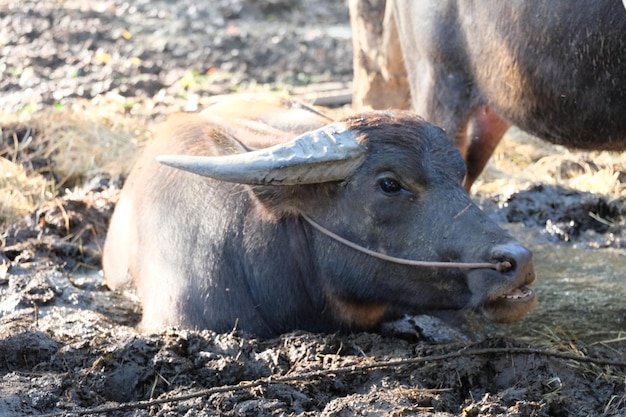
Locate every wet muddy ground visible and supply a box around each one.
[1,1,625,416]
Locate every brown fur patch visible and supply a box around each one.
[327,294,388,329]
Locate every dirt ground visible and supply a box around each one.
[1,1,625,416]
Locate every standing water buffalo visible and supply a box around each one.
[103,95,536,338]
[354,0,626,189]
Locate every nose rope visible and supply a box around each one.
[301,214,512,272]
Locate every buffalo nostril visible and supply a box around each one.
[497,260,513,273]
[490,242,533,276]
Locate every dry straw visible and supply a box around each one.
[0,99,148,226]
[474,127,626,199]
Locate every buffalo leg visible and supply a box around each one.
[463,106,510,190]
[349,0,410,110]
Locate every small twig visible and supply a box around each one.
[34,346,626,417]
[453,203,472,220]
[53,198,71,235]
[591,333,626,346]
[588,211,615,227]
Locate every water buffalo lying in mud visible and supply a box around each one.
[103,95,536,338]
[364,0,626,189]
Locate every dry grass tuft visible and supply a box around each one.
[0,97,150,227]
[0,158,54,225]
[30,100,148,184]
[474,127,626,200]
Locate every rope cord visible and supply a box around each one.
[301,214,511,272]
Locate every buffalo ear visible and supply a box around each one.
[247,182,337,219]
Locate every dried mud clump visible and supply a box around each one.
[500,184,626,245]
[1,314,624,416]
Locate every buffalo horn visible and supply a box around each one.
[156,123,366,185]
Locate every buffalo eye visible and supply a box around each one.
[378,177,403,195]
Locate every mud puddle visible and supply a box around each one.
[498,224,626,343]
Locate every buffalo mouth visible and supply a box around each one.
[483,284,537,323]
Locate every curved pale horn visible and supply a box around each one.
[156,122,366,185]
